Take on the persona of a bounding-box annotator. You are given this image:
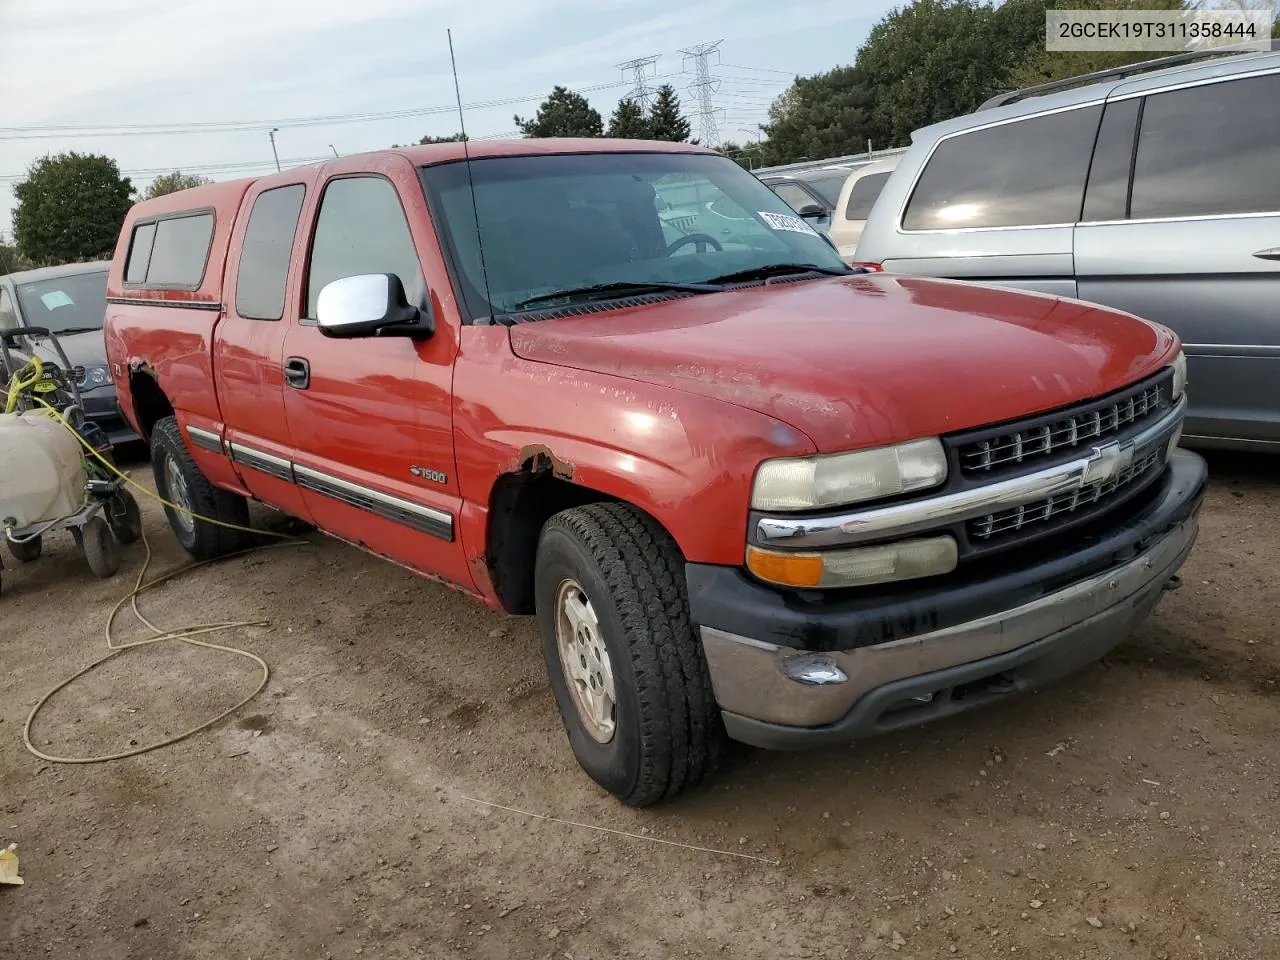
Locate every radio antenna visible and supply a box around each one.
[447,29,495,324]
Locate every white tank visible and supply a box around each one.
[0,411,87,530]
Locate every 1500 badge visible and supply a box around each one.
[410,465,448,484]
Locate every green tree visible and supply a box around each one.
[606,98,652,138]
[0,243,36,274]
[13,153,133,265]
[717,140,768,170]
[418,133,467,143]
[514,86,603,137]
[854,0,1029,148]
[757,66,877,165]
[647,85,692,142]
[1005,0,1191,88]
[143,170,212,200]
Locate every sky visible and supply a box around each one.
[0,0,900,239]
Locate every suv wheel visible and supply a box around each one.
[534,503,724,806]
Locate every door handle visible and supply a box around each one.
[1252,247,1280,261]
[284,357,310,390]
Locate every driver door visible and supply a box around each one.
[281,160,471,589]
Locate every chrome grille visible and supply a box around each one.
[958,376,1169,476]
[969,450,1162,541]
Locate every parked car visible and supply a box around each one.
[827,156,900,263]
[854,44,1280,451]
[104,139,1202,805]
[0,261,139,446]
[759,166,866,232]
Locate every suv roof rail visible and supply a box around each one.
[977,39,1278,111]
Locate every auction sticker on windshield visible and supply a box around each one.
[758,211,820,236]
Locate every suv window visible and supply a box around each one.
[770,181,820,212]
[0,288,16,331]
[132,213,214,287]
[844,172,891,220]
[1130,73,1280,220]
[235,185,305,321]
[902,105,1102,230]
[306,177,426,319]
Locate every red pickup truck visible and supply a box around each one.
[103,139,1204,805]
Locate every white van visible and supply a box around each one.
[828,156,900,263]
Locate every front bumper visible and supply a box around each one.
[688,450,1206,749]
[81,387,141,446]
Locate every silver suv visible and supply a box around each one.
[855,44,1280,452]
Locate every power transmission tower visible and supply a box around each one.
[680,40,724,147]
[617,55,660,109]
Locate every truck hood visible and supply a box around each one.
[508,273,1177,453]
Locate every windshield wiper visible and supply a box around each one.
[702,263,852,285]
[513,280,722,311]
[47,326,102,335]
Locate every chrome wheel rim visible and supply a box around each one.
[554,579,617,743]
[165,456,195,535]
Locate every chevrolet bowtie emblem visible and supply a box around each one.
[1082,439,1135,485]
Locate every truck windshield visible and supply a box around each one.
[419,151,849,320]
[14,270,108,334]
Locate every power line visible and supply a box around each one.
[719,62,795,75]
[680,40,724,148]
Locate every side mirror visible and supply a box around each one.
[315,274,433,339]
[796,203,826,219]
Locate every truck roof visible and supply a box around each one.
[126,137,713,221]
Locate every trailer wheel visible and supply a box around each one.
[534,502,724,806]
[5,533,42,563]
[81,517,122,579]
[107,489,143,545]
[151,416,250,559]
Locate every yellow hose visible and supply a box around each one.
[21,397,306,764]
[4,353,43,414]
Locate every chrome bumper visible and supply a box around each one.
[702,512,1197,731]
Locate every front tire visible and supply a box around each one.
[150,416,250,559]
[534,503,724,806]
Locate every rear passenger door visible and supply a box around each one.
[1075,71,1280,446]
[214,177,314,519]
[281,161,471,588]
[881,104,1103,298]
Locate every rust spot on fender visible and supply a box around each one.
[127,357,157,377]
[514,443,574,480]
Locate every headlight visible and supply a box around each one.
[746,536,958,589]
[77,364,112,389]
[1171,351,1186,400]
[751,438,948,511]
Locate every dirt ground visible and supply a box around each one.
[1,449,1276,960]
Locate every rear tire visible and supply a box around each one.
[5,533,42,563]
[106,489,143,545]
[534,502,724,806]
[81,517,121,579]
[150,416,250,560]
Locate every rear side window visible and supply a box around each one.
[844,172,891,220]
[1129,73,1280,220]
[125,222,157,283]
[305,176,425,319]
[125,212,214,288]
[235,185,305,321]
[903,105,1102,230]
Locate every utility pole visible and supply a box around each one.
[268,128,281,172]
[329,144,339,158]
[616,55,660,109]
[680,40,723,148]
